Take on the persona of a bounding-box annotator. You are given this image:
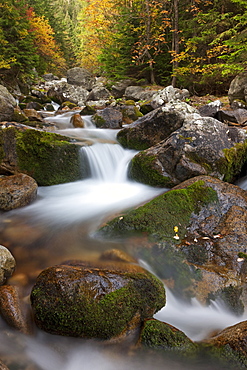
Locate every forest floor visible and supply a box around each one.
[189,94,230,109]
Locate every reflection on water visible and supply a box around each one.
[0,113,246,369]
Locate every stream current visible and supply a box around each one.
[0,111,246,369]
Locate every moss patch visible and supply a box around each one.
[99,180,218,241]
[31,266,166,339]
[15,129,81,185]
[128,152,173,187]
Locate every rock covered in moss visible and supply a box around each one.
[0,173,37,211]
[98,176,247,306]
[139,318,197,354]
[0,126,83,185]
[30,258,166,339]
[128,116,247,187]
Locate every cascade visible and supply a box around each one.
[0,111,246,370]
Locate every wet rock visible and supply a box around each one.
[139,318,196,354]
[117,102,197,151]
[0,85,16,122]
[22,109,43,122]
[128,116,247,187]
[71,113,85,128]
[98,176,247,304]
[12,108,29,123]
[92,107,123,129]
[66,67,95,89]
[0,126,82,185]
[99,249,137,263]
[0,245,16,285]
[0,173,38,211]
[0,285,30,334]
[201,320,247,368]
[30,259,166,339]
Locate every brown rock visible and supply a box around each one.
[0,285,30,334]
[0,174,38,211]
[71,113,85,128]
[23,109,43,122]
[0,245,16,285]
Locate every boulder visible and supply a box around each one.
[117,102,198,151]
[0,126,83,185]
[30,258,166,339]
[0,85,16,122]
[0,285,30,334]
[0,173,38,211]
[23,109,43,122]
[216,108,247,126]
[66,67,95,89]
[111,79,137,98]
[97,176,247,306]
[128,116,247,187]
[151,85,190,109]
[124,86,159,102]
[228,72,247,105]
[0,245,16,285]
[202,321,247,368]
[92,107,123,129]
[119,103,143,125]
[87,86,111,101]
[71,113,85,128]
[47,82,89,106]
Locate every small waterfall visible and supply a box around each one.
[81,143,134,182]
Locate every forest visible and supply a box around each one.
[0,0,247,94]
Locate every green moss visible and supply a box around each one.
[15,129,81,185]
[218,140,247,182]
[31,268,166,339]
[92,114,106,128]
[128,152,173,186]
[99,180,218,241]
[140,319,197,355]
[117,128,151,151]
[185,151,213,173]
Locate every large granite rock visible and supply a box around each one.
[97,176,247,308]
[128,116,247,187]
[0,85,16,122]
[66,67,95,89]
[117,102,198,151]
[30,257,166,339]
[0,173,38,211]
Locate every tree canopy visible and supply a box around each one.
[0,0,246,93]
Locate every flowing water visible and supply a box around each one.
[0,112,246,369]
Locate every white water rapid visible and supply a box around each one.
[0,112,247,369]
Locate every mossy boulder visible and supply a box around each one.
[98,176,247,305]
[30,258,166,339]
[128,116,247,187]
[0,126,83,185]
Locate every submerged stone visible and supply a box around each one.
[30,258,166,339]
